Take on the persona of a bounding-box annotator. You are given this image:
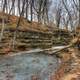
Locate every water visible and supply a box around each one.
[0,52,59,80]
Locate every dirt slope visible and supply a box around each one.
[0,12,51,33]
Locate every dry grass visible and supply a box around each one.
[0,12,50,32]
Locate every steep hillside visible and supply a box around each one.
[0,12,73,54]
[0,12,51,33]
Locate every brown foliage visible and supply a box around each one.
[50,63,68,80]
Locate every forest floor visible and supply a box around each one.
[50,47,80,80]
[62,48,80,80]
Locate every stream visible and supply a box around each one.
[0,51,60,80]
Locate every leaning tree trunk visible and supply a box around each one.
[12,0,25,49]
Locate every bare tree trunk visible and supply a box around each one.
[25,0,28,20]
[8,0,15,15]
[3,0,8,13]
[62,0,73,31]
[12,0,25,49]
[56,8,62,28]
[79,0,80,27]
[30,0,33,22]
[72,0,80,11]
[0,17,5,42]
[18,0,21,15]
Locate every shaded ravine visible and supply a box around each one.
[0,52,60,80]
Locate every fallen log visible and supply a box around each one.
[44,37,79,55]
[44,44,72,55]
